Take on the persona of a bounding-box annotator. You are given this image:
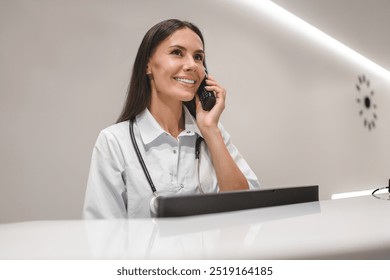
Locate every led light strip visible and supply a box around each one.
[332,188,388,199]
[236,0,390,80]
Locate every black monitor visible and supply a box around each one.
[156,185,319,217]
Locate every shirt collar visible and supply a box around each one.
[136,106,202,145]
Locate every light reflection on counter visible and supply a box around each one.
[84,201,320,259]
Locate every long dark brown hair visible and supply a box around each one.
[116,19,205,123]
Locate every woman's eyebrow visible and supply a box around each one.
[169,45,205,54]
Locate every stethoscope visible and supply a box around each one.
[129,118,205,216]
[371,179,390,201]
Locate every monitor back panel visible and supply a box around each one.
[156,185,319,217]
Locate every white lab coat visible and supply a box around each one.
[83,107,260,219]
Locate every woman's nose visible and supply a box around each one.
[183,55,198,71]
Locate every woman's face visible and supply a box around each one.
[146,27,205,104]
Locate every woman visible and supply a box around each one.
[83,19,260,219]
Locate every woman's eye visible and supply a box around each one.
[194,54,204,61]
[171,49,182,56]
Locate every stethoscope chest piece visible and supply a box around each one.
[149,194,159,216]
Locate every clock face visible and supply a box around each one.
[356,75,377,130]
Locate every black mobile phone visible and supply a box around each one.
[197,70,216,111]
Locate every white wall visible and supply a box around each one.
[1,0,389,223]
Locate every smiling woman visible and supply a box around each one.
[82,19,260,219]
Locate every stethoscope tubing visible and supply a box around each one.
[129,119,158,194]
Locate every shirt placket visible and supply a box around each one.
[171,140,181,191]
[176,131,196,192]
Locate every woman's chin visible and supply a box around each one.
[180,92,196,102]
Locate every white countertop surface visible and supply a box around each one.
[0,195,389,259]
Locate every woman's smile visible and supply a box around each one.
[174,77,196,84]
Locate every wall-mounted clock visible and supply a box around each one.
[356,75,377,130]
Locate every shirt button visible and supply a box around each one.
[180,184,184,189]
[186,131,191,134]
[173,149,177,154]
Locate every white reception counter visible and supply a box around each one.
[0,195,389,259]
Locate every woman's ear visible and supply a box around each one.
[146,62,152,75]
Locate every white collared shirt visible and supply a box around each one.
[83,106,260,219]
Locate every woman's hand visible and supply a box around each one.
[194,74,249,191]
[195,74,226,133]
